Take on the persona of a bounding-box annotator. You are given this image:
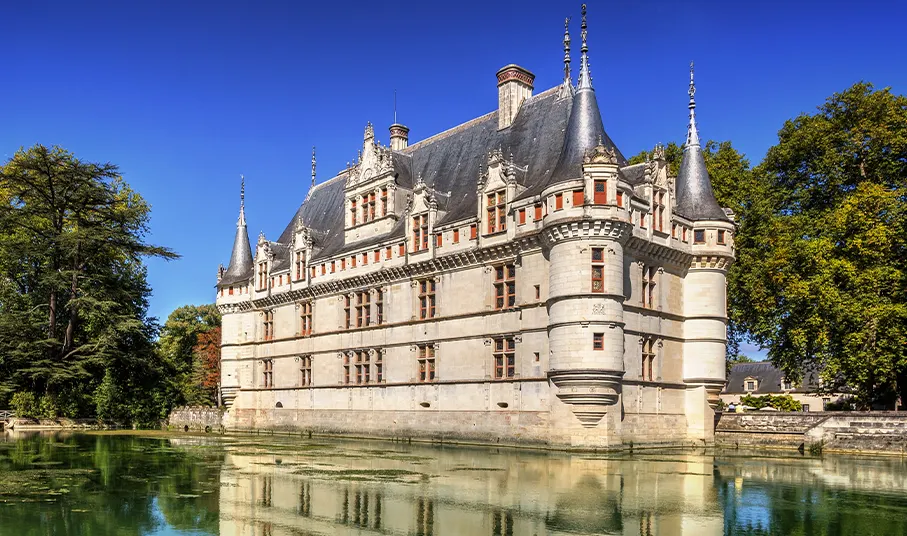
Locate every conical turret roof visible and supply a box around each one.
[219,179,254,285]
[674,64,729,222]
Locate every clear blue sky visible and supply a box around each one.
[4,1,906,359]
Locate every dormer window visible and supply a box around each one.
[350,199,358,225]
[294,251,305,281]
[362,192,376,223]
[744,378,758,392]
[594,179,607,204]
[486,190,506,234]
[257,262,268,290]
[653,190,666,232]
[412,214,428,252]
[782,379,792,391]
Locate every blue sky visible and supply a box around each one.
[3,1,906,359]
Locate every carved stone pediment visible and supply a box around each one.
[584,142,618,165]
[347,121,396,188]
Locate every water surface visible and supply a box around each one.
[1,431,905,535]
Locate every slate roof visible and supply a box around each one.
[219,212,254,286]
[674,144,730,222]
[723,362,821,395]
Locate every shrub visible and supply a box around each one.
[739,394,803,411]
[11,392,37,418]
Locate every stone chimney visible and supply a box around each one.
[389,123,409,151]
[497,64,535,130]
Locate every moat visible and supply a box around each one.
[1,431,906,535]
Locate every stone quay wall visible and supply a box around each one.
[716,412,907,454]
[167,406,225,433]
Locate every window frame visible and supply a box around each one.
[418,344,436,383]
[494,263,516,310]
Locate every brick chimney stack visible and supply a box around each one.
[497,64,535,130]
[389,123,409,151]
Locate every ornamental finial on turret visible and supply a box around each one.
[563,17,572,84]
[577,4,592,90]
[686,61,700,149]
[238,174,246,226]
[364,121,374,141]
[311,146,316,189]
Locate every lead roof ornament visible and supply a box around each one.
[558,17,575,99]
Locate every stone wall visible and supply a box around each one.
[168,406,225,433]
[715,412,907,454]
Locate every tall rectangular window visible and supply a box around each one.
[362,192,376,223]
[572,189,584,207]
[380,187,388,216]
[641,338,656,381]
[591,247,605,293]
[534,203,543,221]
[418,345,436,382]
[642,265,657,309]
[299,301,313,336]
[554,193,563,211]
[361,252,368,265]
[375,350,383,383]
[518,208,526,224]
[653,190,665,232]
[470,224,478,239]
[486,190,506,234]
[374,249,380,263]
[593,333,604,351]
[375,288,384,325]
[399,243,405,256]
[262,359,274,388]
[354,350,371,384]
[639,211,647,229]
[356,291,371,327]
[494,264,516,309]
[617,191,624,208]
[343,353,351,384]
[385,246,392,260]
[258,263,268,290]
[351,255,357,267]
[435,233,442,247]
[717,230,726,245]
[350,199,357,225]
[299,355,312,387]
[493,337,516,379]
[413,214,428,252]
[263,310,274,341]
[295,251,305,280]
[453,229,460,243]
[419,279,436,319]
[594,179,607,204]
[344,296,352,329]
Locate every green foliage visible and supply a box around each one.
[11,392,37,418]
[739,394,803,412]
[157,304,221,407]
[732,83,907,409]
[0,145,178,424]
[807,440,825,456]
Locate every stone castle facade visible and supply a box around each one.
[214,8,735,449]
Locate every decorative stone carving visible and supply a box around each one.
[548,369,624,426]
[583,141,618,165]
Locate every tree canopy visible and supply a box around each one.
[0,145,178,423]
[733,83,907,408]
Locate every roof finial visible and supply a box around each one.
[563,17,572,84]
[311,146,316,189]
[577,4,592,89]
[686,61,700,149]
[238,174,246,227]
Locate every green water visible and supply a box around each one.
[1,432,906,535]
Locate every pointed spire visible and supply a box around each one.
[577,4,592,90]
[238,174,246,226]
[563,17,572,85]
[685,61,701,149]
[311,146,316,189]
[675,63,729,222]
[220,174,254,285]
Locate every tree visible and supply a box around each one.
[157,304,221,406]
[193,326,222,406]
[733,83,907,408]
[0,145,178,422]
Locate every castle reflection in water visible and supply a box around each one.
[211,435,900,536]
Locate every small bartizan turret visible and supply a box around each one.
[219,176,254,287]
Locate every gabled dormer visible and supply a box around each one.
[291,215,314,284]
[254,232,274,295]
[477,149,524,237]
[344,122,408,243]
[409,174,448,255]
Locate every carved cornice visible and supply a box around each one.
[625,235,693,270]
[541,218,632,248]
[689,255,733,271]
[548,369,625,427]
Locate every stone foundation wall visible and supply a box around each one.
[167,406,225,432]
[715,412,907,454]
